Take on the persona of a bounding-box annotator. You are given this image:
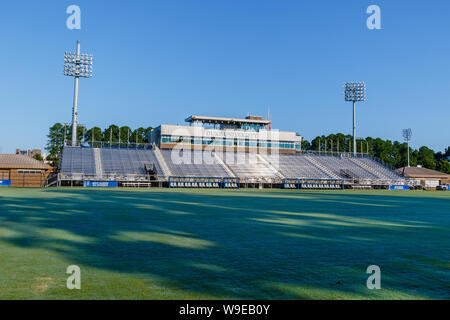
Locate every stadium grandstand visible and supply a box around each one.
[50,115,407,189]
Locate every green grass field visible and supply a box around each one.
[0,188,449,300]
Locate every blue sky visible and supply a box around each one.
[0,0,449,154]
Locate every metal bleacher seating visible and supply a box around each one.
[309,155,378,180]
[354,157,404,180]
[217,152,277,178]
[161,149,230,177]
[271,154,333,179]
[100,148,163,176]
[60,147,96,176]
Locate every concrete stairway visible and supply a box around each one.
[304,156,341,179]
[213,152,236,177]
[152,145,173,177]
[93,148,104,178]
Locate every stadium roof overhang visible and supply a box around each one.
[185,115,271,126]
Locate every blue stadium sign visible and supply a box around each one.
[0,180,11,186]
[83,181,118,188]
[389,185,410,190]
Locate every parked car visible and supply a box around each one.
[436,184,449,190]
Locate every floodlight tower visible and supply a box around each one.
[402,128,412,167]
[63,40,93,146]
[344,82,366,156]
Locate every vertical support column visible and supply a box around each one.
[71,40,81,146]
[353,100,356,156]
[407,140,410,167]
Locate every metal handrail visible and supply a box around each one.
[63,140,152,149]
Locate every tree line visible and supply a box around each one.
[45,123,450,173]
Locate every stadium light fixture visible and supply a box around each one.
[402,128,412,167]
[344,82,366,156]
[63,40,93,146]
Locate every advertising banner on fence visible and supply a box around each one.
[83,181,118,188]
[389,185,410,190]
[0,180,11,186]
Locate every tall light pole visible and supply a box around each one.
[344,82,366,156]
[63,40,93,146]
[402,128,412,167]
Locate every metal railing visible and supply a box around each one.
[303,150,369,157]
[45,174,59,187]
[63,140,152,149]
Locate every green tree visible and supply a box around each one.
[46,123,65,156]
[33,153,43,162]
[45,123,66,167]
[130,127,146,144]
[103,125,120,144]
[85,127,103,146]
[436,160,450,174]
[310,136,321,151]
[445,147,450,159]
[417,146,436,169]
[335,134,351,153]
[119,126,132,144]
[301,139,310,151]
[143,127,153,143]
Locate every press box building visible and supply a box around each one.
[150,115,303,153]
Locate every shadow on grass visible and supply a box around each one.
[0,188,449,299]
